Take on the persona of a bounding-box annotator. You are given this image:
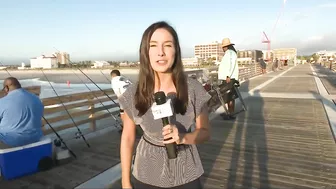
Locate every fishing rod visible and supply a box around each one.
[99,70,111,83]
[0,62,77,158]
[42,117,77,158]
[53,48,123,130]
[53,48,119,107]
[40,69,90,147]
[69,69,122,130]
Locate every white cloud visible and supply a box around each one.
[305,35,323,42]
[292,12,309,21]
[274,32,336,54]
[285,3,334,24]
[318,3,336,8]
[233,31,336,55]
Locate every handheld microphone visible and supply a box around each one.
[152,91,177,159]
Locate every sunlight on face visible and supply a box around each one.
[111,73,117,78]
[149,28,176,73]
[2,81,8,95]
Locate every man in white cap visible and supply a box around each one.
[218,38,239,120]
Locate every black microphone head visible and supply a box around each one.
[154,91,166,105]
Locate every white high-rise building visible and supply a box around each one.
[53,52,70,65]
[30,55,58,69]
[194,41,224,62]
[316,50,336,62]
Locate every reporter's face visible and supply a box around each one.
[149,28,176,73]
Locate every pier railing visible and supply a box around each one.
[204,63,273,84]
[42,89,118,134]
[322,62,336,71]
[1,64,271,137]
[324,62,336,71]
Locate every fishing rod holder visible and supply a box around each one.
[75,132,82,139]
[206,79,247,116]
[54,139,62,147]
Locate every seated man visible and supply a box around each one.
[0,77,44,149]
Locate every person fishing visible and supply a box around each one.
[217,38,239,120]
[259,55,267,74]
[0,77,44,148]
[119,21,211,189]
[110,69,132,122]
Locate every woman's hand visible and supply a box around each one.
[162,124,184,144]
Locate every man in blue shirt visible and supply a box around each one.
[0,77,44,148]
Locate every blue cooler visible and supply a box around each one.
[0,137,53,180]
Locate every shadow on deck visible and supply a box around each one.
[200,64,336,189]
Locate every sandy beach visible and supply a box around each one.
[0,69,139,84]
[0,68,203,84]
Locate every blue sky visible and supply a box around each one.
[0,0,335,64]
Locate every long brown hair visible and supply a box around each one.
[135,21,188,116]
[226,44,237,54]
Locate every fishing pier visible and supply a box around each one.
[0,62,336,189]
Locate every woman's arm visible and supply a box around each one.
[162,81,211,145]
[120,111,136,188]
[181,104,210,144]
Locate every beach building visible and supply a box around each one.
[237,50,263,64]
[30,55,58,69]
[273,48,297,65]
[53,52,70,65]
[316,50,336,62]
[91,61,110,68]
[17,62,27,70]
[182,57,199,66]
[194,41,224,62]
[262,50,274,61]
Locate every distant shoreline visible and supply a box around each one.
[0,68,141,74]
[0,67,204,75]
[0,67,207,84]
[0,70,139,84]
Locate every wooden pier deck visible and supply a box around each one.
[199,64,336,189]
[0,131,121,189]
[1,63,336,189]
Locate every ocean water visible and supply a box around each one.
[1,78,112,98]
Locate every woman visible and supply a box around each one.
[119,21,211,189]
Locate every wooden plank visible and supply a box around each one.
[37,86,121,134]
[0,131,124,189]
[42,89,115,106]
[44,95,118,114]
[43,112,115,134]
[42,104,119,125]
[200,96,336,188]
